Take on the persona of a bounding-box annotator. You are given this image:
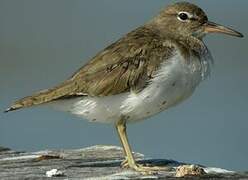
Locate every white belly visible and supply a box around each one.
[52,51,204,124]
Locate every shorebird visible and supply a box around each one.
[5,2,243,174]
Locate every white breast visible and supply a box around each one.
[51,50,208,124]
[120,50,203,122]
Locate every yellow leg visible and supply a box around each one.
[116,119,136,167]
[115,119,167,174]
[115,120,128,167]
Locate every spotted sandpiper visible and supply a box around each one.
[5,2,243,174]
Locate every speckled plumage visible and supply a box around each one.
[6,26,211,114]
[5,1,242,124]
[5,1,243,174]
[52,48,208,123]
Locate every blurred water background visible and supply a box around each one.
[0,0,247,171]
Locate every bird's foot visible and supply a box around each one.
[121,158,129,168]
[121,159,168,175]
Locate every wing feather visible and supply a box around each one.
[5,26,175,112]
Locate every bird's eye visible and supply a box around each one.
[177,12,189,22]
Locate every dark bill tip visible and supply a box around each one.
[205,21,244,38]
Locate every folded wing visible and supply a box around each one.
[5,27,175,112]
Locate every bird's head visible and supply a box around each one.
[151,2,243,39]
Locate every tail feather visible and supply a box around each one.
[4,80,80,113]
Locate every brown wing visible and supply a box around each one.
[70,27,175,96]
[5,26,175,112]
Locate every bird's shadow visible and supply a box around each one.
[66,158,185,169]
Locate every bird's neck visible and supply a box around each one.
[145,22,205,54]
[144,22,213,80]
